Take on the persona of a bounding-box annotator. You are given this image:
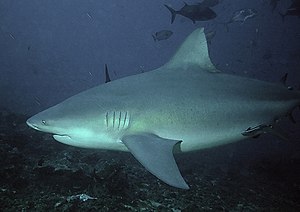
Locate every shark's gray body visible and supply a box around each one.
[27,28,300,189]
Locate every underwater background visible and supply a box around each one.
[0,0,300,211]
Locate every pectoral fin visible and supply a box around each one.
[122,133,189,189]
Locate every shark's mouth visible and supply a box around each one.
[26,121,41,131]
[53,134,72,143]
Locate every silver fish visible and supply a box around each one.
[230,8,257,24]
[164,2,217,24]
[152,30,173,42]
[223,8,257,31]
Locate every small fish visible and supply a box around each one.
[242,124,289,141]
[9,34,15,40]
[152,30,173,42]
[222,8,257,31]
[230,8,257,24]
[279,0,300,21]
[67,194,97,202]
[164,2,216,24]
[86,12,92,19]
[242,124,272,138]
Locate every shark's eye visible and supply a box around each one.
[42,120,46,125]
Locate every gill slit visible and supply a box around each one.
[105,111,130,130]
[105,112,108,128]
[112,111,115,128]
[118,111,121,130]
[123,111,127,129]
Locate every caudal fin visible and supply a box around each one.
[152,34,157,42]
[279,12,286,22]
[164,5,177,24]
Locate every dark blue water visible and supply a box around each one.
[0,0,299,211]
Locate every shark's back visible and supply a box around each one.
[60,28,300,153]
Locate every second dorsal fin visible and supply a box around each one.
[105,64,111,83]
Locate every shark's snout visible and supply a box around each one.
[26,116,71,138]
[26,115,49,132]
[26,118,41,131]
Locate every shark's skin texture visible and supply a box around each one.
[27,28,300,189]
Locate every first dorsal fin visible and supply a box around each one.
[164,28,219,73]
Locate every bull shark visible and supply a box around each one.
[26,28,300,189]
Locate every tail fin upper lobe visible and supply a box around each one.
[164,5,177,24]
[279,12,286,21]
